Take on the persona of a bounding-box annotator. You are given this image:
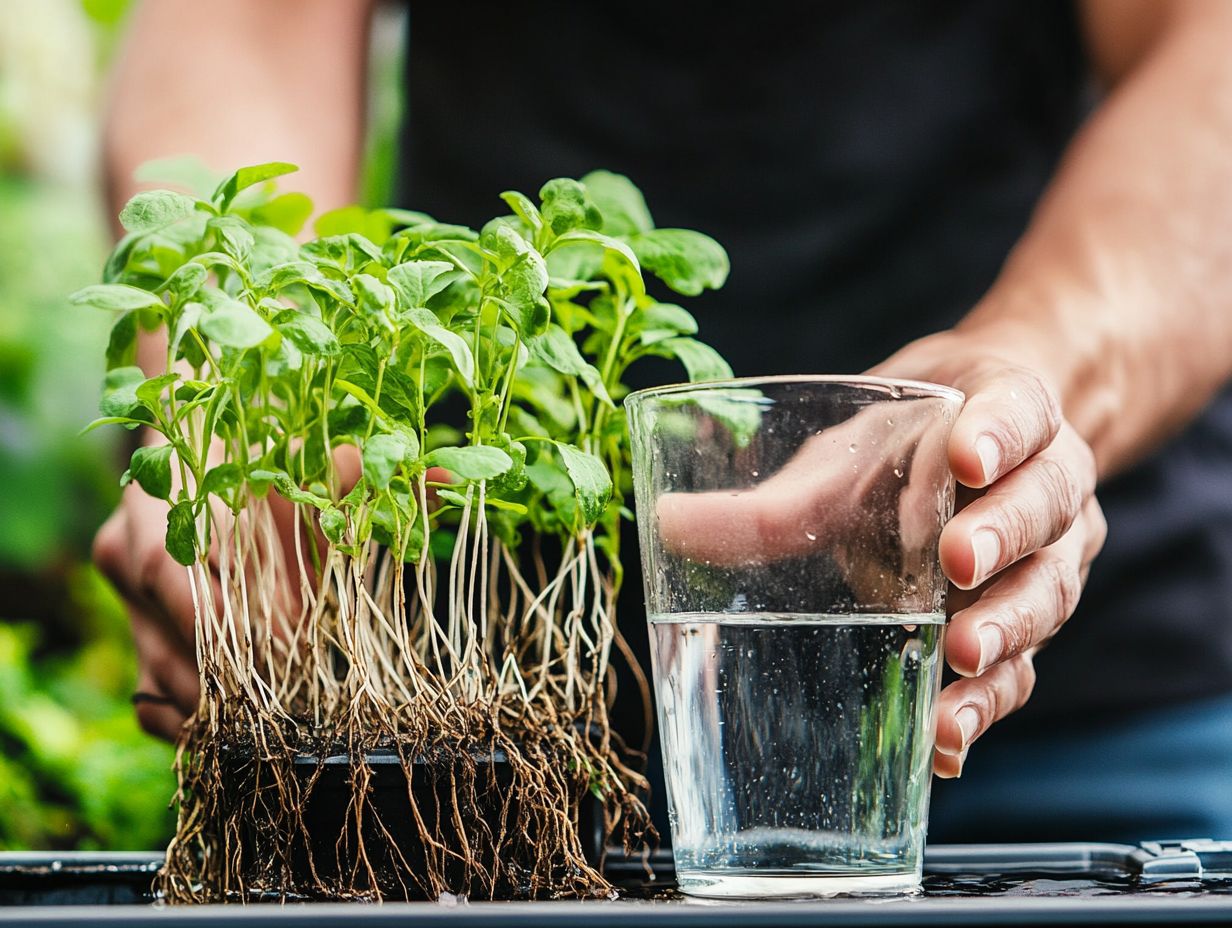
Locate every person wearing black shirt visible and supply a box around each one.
[97,0,1232,842]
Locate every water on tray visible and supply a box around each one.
[650,612,945,896]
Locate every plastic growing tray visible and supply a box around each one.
[3,840,1232,926]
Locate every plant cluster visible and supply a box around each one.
[75,162,731,901]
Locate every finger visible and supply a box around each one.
[946,366,1063,489]
[132,670,188,742]
[130,606,200,714]
[655,401,930,565]
[933,653,1037,772]
[945,518,1088,678]
[940,425,1095,589]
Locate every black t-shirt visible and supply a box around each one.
[394,0,1232,735]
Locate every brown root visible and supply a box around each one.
[158,494,653,902]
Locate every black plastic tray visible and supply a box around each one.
[3,841,1232,926]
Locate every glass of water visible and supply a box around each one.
[626,376,962,898]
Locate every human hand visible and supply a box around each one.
[93,442,366,740]
[653,333,1104,777]
[92,441,453,740]
[873,333,1105,775]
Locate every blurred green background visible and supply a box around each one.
[0,0,404,850]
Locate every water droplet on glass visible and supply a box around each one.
[805,531,817,541]
[886,417,894,427]
[900,638,923,666]
[893,467,904,478]
[751,469,759,477]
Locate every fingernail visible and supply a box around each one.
[975,434,1001,483]
[970,529,1000,584]
[955,705,981,747]
[954,748,969,779]
[976,624,1003,674]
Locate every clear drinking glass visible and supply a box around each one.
[626,376,962,898]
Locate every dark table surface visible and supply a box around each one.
[3,842,1232,927]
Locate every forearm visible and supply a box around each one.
[950,2,1232,478]
[105,0,375,375]
[104,0,374,218]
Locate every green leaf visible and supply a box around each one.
[387,260,456,308]
[628,228,729,296]
[160,263,208,304]
[353,273,397,330]
[199,298,273,349]
[99,366,146,418]
[165,501,197,566]
[539,178,603,235]
[406,307,475,386]
[70,284,164,313]
[313,205,374,238]
[125,444,175,500]
[118,190,196,235]
[208,215,255,262]
[650,336,733,382]
[248,192,314,235]
[581,170,654,236]
[249,469,331,509]
[273,310,340,357]
[529,325,614,407]
[319,507,347,544]
[303,233,382,269]
[105,312,138,370]
[502,249,551,337]
[434,487,470,509]
[423,445,513,481]
[637,302,698,345]
[500,190,543,230]
[213,161,298,211]
[257,261,354,304]
[550,230,643,296]
[135,373,180,410]
[556,444,613,526]
[362,432,411,490]
[134,155,219,197]
[170,301,204,361]
[376,207,434,228]
[202,463,243,498]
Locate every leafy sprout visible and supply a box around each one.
[76,163,730,569]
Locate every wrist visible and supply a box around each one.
[959,277,1125,456]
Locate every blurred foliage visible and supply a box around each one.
[0,0,176,852]
[0,570,175,850]
[0,0,406,850]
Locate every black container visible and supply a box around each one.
[281,748,604,898]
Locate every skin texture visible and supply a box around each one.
[94,0,1232,778]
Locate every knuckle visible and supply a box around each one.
[1035,456,1085,528]
[998,602,1037,655]
[993,497,1037,558]
[993,369,1062,465]
[1039,554,1083,621]
[1017,368,1063,439]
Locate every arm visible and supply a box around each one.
[105,0,374,217]
[937,0,1232,477]
[94,0,374,739]
[872,0,1232,772]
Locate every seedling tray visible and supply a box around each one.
[3,840,1232,926]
